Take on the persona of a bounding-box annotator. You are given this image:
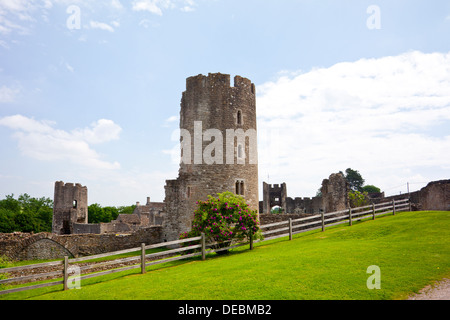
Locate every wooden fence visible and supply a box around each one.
[0,198,410,296]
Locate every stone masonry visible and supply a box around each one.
[162,73,259,242]
[52,181,88,235]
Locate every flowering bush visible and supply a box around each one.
[179,191,262,252]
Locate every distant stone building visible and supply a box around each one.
[52,181,88,235]
[52,181,164,235]
[259,173,351,215]
[162,73,259,242]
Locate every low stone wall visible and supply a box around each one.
[0,226,163,261]
[371,179,450,211]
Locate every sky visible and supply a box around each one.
[0,0,449,207]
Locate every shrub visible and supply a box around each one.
[349,190,370,208]
[180,192,263,252]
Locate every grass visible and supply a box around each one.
[1,210,450,300]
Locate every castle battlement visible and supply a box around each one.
[184,73,254,96]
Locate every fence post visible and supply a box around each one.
[289,218,293,240]
[321,211,325,232]
[201,233,206,260]
[392,200,396,216]
[63,256,69,291]
[372,203,375,220]
[141,243,146,274]
[349,208,352,226]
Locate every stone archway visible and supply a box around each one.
[12,233,75,260]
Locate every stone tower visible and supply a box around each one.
[262,182,287,214]
[163,73,259,241]
[52,181,88,235]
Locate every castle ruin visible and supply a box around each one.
[3,72,448,261]
[162,73,259,242]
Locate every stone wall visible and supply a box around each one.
[372,179,450,211]
[321,172,349,213]
[0,226,162,261]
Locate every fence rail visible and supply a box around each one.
[0,198,411,295]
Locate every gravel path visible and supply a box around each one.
[408,278,450,300]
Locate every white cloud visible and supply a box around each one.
[0,115,122,170]
[0,86,20,103]
[89,20,115,32]
[110,0,124,10]
[257,50,450,197]
[132,0,195,15]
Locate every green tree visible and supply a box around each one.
[362,185,381,194]
[0,194,53,233]
[348,190,369,208]
[88,204,120,223]
[117,205,136,215]
[0,208,17,233]
[345,168,365,192]
[0,194,20,212]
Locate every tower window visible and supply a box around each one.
[237,110,242,125]
[235,180,244,196]
[187,186,192,199]
[72,200,77,209]
[237,144,244,159]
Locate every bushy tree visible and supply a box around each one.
[0,194,53,233]
[348,190,369,208]
[345,168,365,192]
[180,192,262,252]
[362,185,381,194]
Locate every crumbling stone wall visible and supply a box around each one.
[0,227,162,261]
[419,180,450,211]
[321,172,349,213]
[372,179,450,211]
[163,73,259,242]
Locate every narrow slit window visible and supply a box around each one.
[235,180,244,196]
[72,200,77,209]
[187,186,191,199]
[237,144,244,159]
[237,110,242,125]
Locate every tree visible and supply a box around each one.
[344,168,365,192]
[180,191,262,252]
[362,185,381,194]
[348,190,369,208]
[0,209,17,233]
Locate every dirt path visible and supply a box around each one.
[408,278,450,300]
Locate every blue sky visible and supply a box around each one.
[1,0,450,206]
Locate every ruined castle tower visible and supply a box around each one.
[163,73,259,241]
[52,181,88,235]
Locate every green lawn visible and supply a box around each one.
[2,211,450,300]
